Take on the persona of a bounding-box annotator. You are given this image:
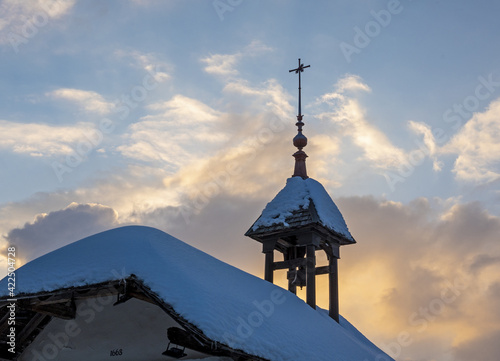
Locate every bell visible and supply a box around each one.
[288,267,306,288]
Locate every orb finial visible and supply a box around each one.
[289,58,310,179]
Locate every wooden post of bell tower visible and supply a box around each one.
[306,245,316,308]
[329,257,339,323]
[264,250,274,283]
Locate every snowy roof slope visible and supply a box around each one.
[251,177,354,241]
[0,226,388,361]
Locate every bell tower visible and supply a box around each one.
[245,59,356,322]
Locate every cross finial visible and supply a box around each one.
[289,58,310,121]
[289,58,310,179]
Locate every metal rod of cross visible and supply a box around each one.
[289,58,310,120]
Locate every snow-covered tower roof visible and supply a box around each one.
[245,59,356,323]
[245,177,355,246]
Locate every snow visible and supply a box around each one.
[252,177,354,240]
[0,226,389,361]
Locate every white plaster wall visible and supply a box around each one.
[21,296,211,361]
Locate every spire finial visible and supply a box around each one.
[289,58,310,121]
[289,58,310,179]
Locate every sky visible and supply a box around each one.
[0,1,500,360]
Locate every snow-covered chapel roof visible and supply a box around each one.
[246,177,355,243]
[0,226,388,361]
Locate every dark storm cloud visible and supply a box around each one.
[469,254,500,274]
[133,193,266,275]
[4,202,119,262]
[434,202,500,250]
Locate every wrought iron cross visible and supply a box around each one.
[289,58,310,120]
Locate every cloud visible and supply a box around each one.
[334,196,500,361]
[1,66,305,246]
[453,330,500,361]
[315,76,499,190]
[313,78,500,190]
[117,95,227,170]
[201,53,240,76]
[114,50,171,82]
[407,120,443,171]
[147,77,299,202]
[132,193,265,273]
[147,95,221,124]
[0,120,98,157]
[0,0,76,45]
[111,57,348,232]
[48,88,114,114]
[443,97,500,183]
[469,254,500,274]
[117,72,296,201]
[408,96,500,184]
[244,40,273,54]
[334,74,371,93]
[3,202,119,264]
[0,173,180,251]
[0,61,303,251]
[223,78,293,119]
[108,146,500,361]
[316,75,408,171]
[201,40,273,77]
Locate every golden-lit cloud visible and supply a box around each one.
[117,62,299,208]
[333,196,500,361]
[317,77,500,190]
[409,97,500,184]
[117,94,228,171]
[443,98,500,183]
[223,78,293,120]
[316,75,409,171]
[201,40,273,77]
[48,88,114,114]
[146,95,222,124]
[334,74,371,93]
